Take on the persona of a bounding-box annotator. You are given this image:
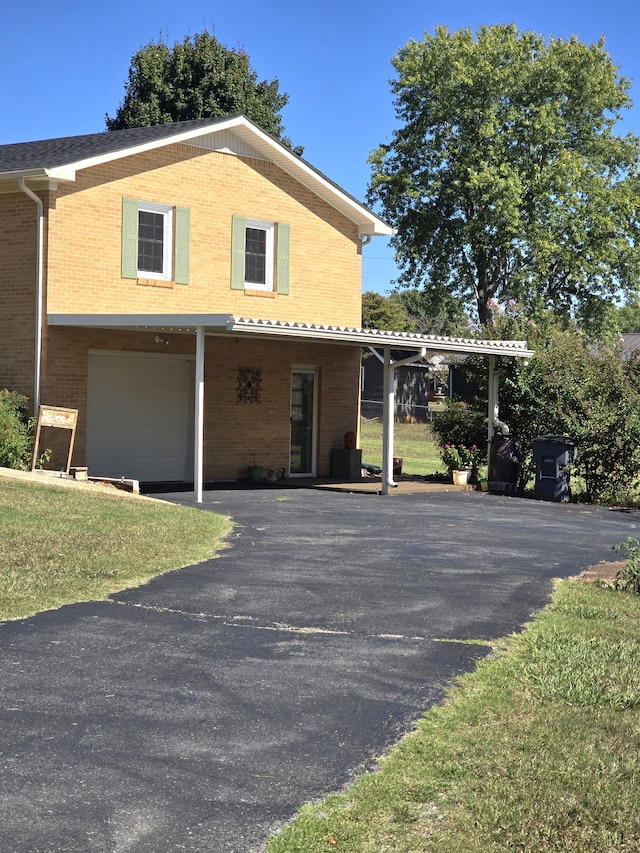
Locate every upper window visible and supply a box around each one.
[121,198,190,284]
[231,216,290,295]
[137,202,173,279]
[244,219,274,291]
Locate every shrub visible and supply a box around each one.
[432,399,487,450]
[459,304,640,503]
[0,390,33,469]
[611,538,640,594]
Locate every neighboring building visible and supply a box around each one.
[361,352,475,422]
[0,115,393,486]
[621,333,640,358]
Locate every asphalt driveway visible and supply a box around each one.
[0,488,637,852]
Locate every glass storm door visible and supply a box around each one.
[290,369,317,477]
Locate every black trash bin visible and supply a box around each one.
[488,435,521,495]
[531,435,578,502]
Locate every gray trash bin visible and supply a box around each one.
[531,435,578,502]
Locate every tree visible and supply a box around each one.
[361,291,414,331]
[396,289,469,336]
[616,297,640,332]
[106,30,301,153]
[368,24,640,333]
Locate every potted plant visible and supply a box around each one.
[441,444,482,485]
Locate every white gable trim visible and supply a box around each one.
[10,116,393,237]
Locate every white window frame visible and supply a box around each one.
[138,201,173,280]
[244,218,274,291]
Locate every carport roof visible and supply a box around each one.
[48,313,535,359]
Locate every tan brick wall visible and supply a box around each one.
[39,328,361,480]
[0,192,39,399]
[47,144,363,327]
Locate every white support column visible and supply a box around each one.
[381,347,393,495]
[194,327,205,504]
[381,347,427,495]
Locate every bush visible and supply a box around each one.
[503,331,640,502]
[0,390,33,469]
[432,399,487,450]
[462,305,640,502]
[611,538,640,594]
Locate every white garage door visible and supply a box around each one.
[87,352,194,482]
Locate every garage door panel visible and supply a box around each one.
[87,353,193,482]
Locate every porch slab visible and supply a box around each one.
[313,477,476,495]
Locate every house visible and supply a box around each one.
[0,114,533,500]
[0,115,395,488]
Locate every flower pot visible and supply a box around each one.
[452,469,470,486]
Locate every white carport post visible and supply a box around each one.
[194,326,205,504]
[381,346,427,495]
[381,347,394,495]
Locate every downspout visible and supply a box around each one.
[18,177,44,414]
[487,356,510,467]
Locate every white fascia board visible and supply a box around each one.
[48,312,534,358]
[50,115,393,238]
[225,318,535,358]
[48,313,233,332]
[229,121,394,237]
[60,117,245,175]
[6,166,76,182]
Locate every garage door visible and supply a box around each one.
[87,352,194,482]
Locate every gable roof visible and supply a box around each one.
[0,114,393,238]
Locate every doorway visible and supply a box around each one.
[290,368,318,477]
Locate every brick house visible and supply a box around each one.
[0,114,533,499]
[0,115,397,490]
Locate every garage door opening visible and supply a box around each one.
[86,351,194,483]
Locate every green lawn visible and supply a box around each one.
[0,477,231,621]
[268,579,640,852]
[359,419,445,476]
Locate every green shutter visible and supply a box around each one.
[230,215,246,290]
[121,198,139,279]
[174,206,190,284]
[276,222,290,295]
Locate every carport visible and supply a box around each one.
[49,312,535,500]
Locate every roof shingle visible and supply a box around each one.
[0,116,234,173]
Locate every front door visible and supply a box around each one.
[290,368,317,477]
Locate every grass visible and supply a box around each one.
[0,477,231,621]
[267,580,640,852]
[360,419,445,477]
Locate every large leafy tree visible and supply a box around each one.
[361,291,414,331]
[368,24,640,331]
[106,30,301,153]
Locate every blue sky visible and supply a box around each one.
[2,0,639,294]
